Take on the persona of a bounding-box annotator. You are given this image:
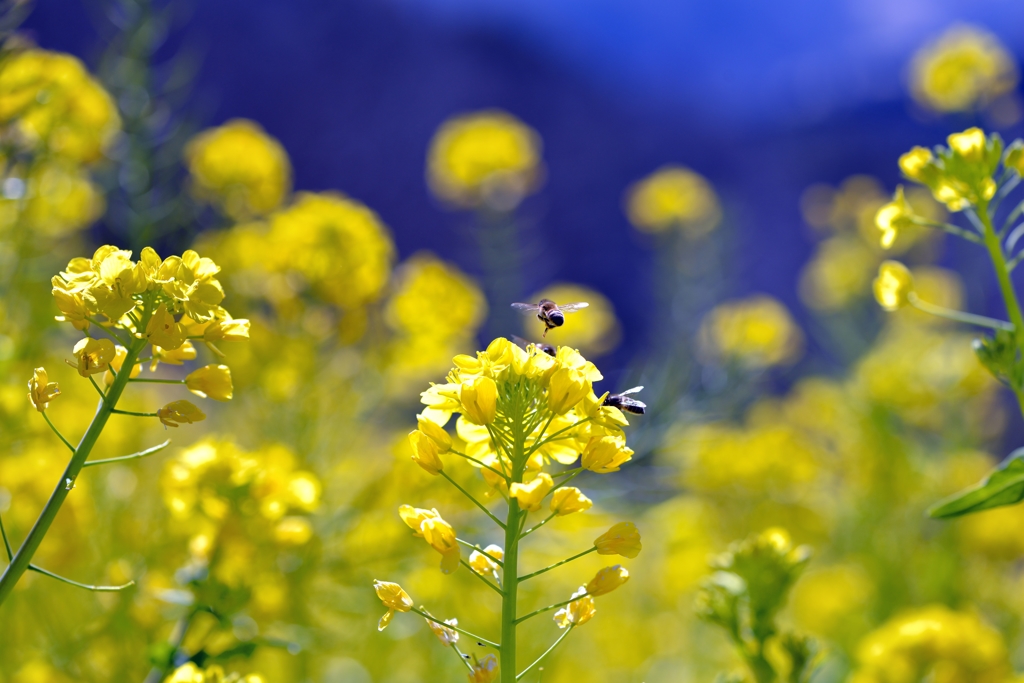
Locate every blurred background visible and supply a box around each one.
[2,0,1024,682]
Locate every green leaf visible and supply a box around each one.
[929,448,1024,518]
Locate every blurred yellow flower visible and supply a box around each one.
[873,261,914,312]
[526,284,621,357]
[274,516,314,545]
[625,165,721,236]
[0,162,105,238]
[510,472,554,511]
[586,565,630,596]
[185,364,234,401]
[910,25,1018,113]
[594,522,642,559]
[851,605,1009,683]
[798,236,877,311]
[875,187,915,249]
[373,579,413,631]
[554,586,596,628]
[550,486,592,516]
[468,654,499,683]
[948,127,987,162]
[0,49,120,162]
[27,367,60,412]
[424,611,460,646]
[427,109,542,210]
[469,544,503,581]
[790,564,873,639]
[698,295,802,368]
[203,318,251,343]
[185,118,291,219]
[68,337,116,377]
[900,147,936,182]
[157,400,206,428]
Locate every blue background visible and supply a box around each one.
[25,0,1024,372]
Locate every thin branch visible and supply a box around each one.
[449,449,511,482]
[460,559,504,596]
[908,293,1015,331]
[85,317,129,345]
[1002,199,1024,235]
[519,547,597,583]
[526,419,591,458]
[0,512,12,561]
[521,513,557,539]
[83,440,171,468]
[440,471,506,529]
[992,173,1021,215]
[29,564,135,592]
[451,644,475,673]
[909,217,983,243]
[517,626,574,680]
[128,378,185,384]
[410,607,500,650]
[110,409,159,417]
[514,592,590,625]
[87,375,108,402]
[41,412,75,453]
[456,539,503,567]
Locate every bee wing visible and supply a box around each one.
[511,302,541,312]
[618,386,644,396]
[558,302,590,313]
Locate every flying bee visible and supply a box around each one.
[603,386,646,415]
[511,299,589,337]
[512,335,556,357]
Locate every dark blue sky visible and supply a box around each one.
[25,0,1024,373]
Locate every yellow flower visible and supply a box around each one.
[547,367,590,414]
[203,317,250,343]
[586,565,630,596]
[373,579,413,631]
[185,365,234,401]
[27,367,60,411]
[467,654,498,683]
[274,517,314,545]
[581,435,633,473]
[550,487,592,516]
[948,127,987,163]
[1006,141,1024,175]
[151,340,197,371]
[408,429,444,475]
[875,186,915,249]
[510,472,554,511]
[185,119,291,219]
[417,415,452,452]
[427,110,542,210]
[460,375,497,425]
[873,261,914,312]
[698,295,802,368]
[554,586,596,628]
[157,400,207,428]
[469,545,503,581]
[899,147,935,182]
[625,165,721,236]
[423,611,460,646]
[104,345,142,386]
[910,25,1018,112]
[398,505,461,574]
[594,522,642,558]
[51,276,91,330]
[6,162,105,238]
[68,337,116,377]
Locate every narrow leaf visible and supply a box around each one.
[929,448,1024,518]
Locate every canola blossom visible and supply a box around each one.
[379,337,641,682]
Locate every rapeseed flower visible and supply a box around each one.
[399,505,461,573]
[910,25,1018,113]
[626,165,721,236]
[468,545,503,581]
[373,580,413,631]
[185,365,233,401]
[594,522,642,558]
[875,186,915,249]
[581,435,633,473]
[157,400,206,428]
[698,295,802,368]
[27,368,60,412]
[554,586,596,628]
[467,654,499,683]
[586,565,630,596]
[510,473,554,511]
[68,337,116,377]
[427,110,542,210]
[873,262,914,312]
[550,487,592,516]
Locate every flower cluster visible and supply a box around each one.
[427,109,543,210]
[625,164,721,237]
[697,295,803,369]
[184,118,292,219]
[166,663,266,683]
[377,337,641,682]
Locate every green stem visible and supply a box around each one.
[909,217,983,243]
[128,378,184,384]
[0,334,148,606]
[0,512,12,560]
[411,607,500,650]
[978,202,1024,418]
[461,559,504,595]
[28,564,134,592]
[110,409,158,417]
[83,440,171,468]
[88,376,108,401]
[514,592,590,625]
[441,470,506,529]
[502,495,522,680]
[517,626,573,680]
[907,293,1014,331]
[41,411,74,453]
[452,644,476,673]
[518,547,596,582]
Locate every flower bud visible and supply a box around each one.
[185,364,234,401]
[873,261,914,312]
[373,579,413,631]
[547,367,589,414]
[550,486,592,516]
[460,375,497,425]
[594,522,642,558]
[416,415,452,452]
[203,317,251,342]
[948,127,986,162]
[510,473,554,511]
[408,430,444,475]
[898,146,935,182]
[581,435,633,474]
[586,565,630,596]
[157,400,207,428]
[27,368,60,412]
[875,186,914,249]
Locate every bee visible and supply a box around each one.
[603,386,646,415]
[512,335,556,357]
[511,299,589,337]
